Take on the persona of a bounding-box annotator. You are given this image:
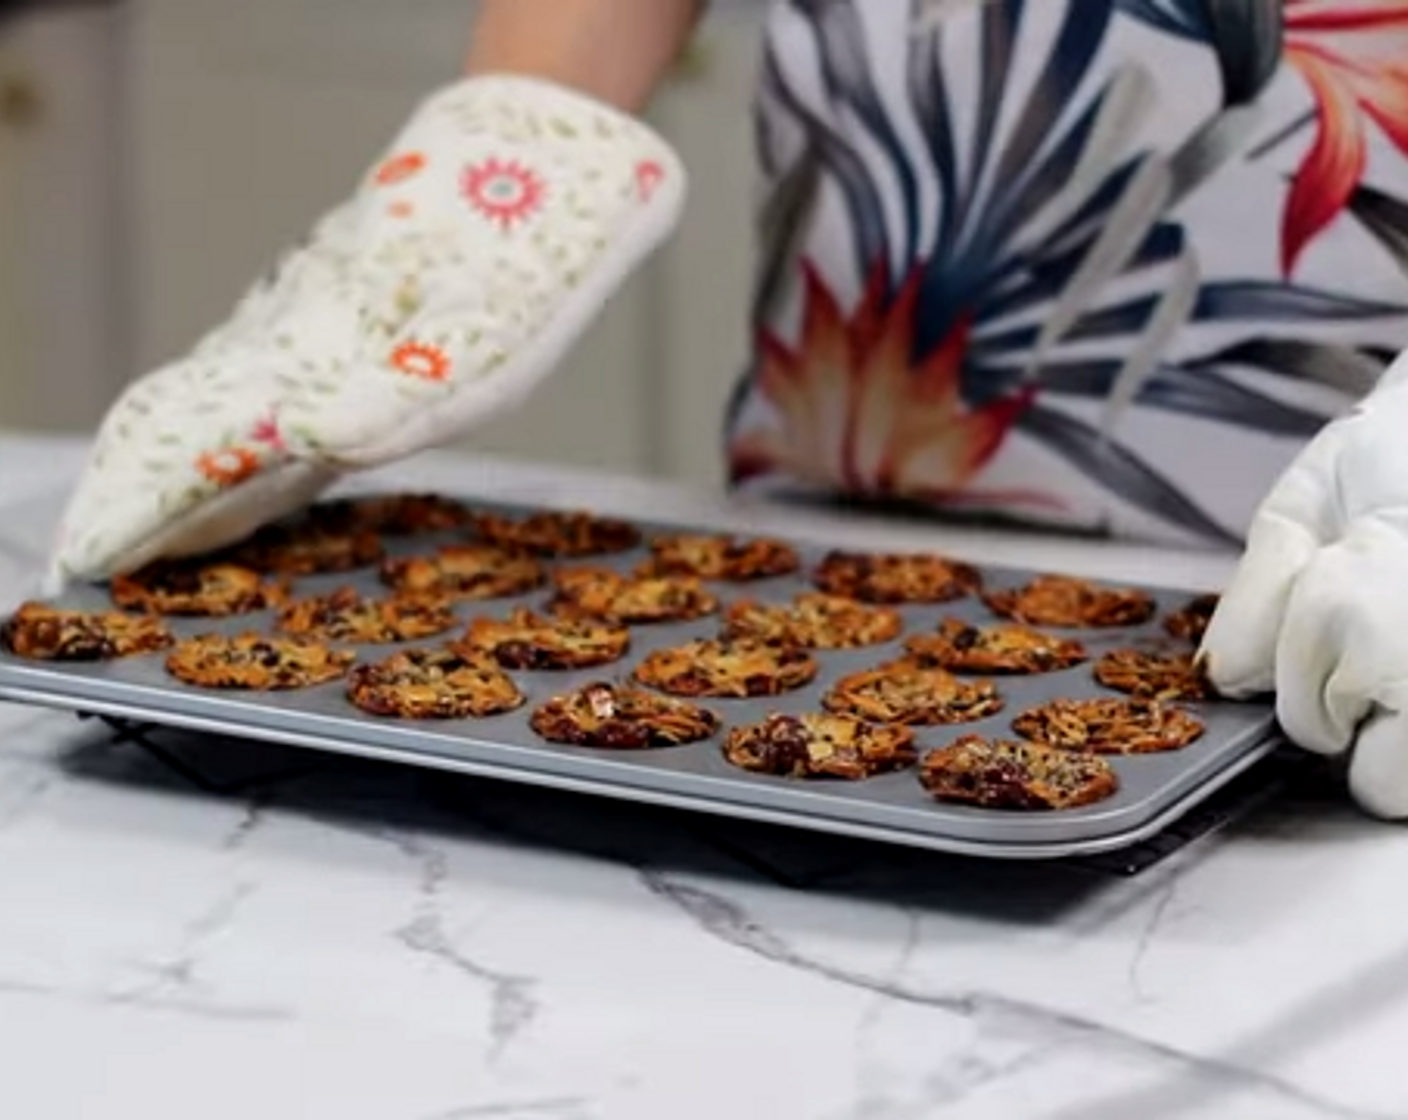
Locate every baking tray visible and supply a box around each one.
[0,494,1283,859]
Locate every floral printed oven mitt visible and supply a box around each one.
[44,75,686,590]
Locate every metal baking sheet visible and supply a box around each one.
[0,495,1283,859]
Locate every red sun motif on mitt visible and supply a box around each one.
[461,158,546,230]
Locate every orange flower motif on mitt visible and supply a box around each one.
[374,151,427,186]
[390,341,452,382]
[195,446,261,488]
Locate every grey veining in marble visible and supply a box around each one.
[0,435,1406,1120]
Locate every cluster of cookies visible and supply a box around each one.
[1,493,1222,814]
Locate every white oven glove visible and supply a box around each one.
[1201,352,1408,819]
[44,74,685,589]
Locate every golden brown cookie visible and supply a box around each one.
[632,637,818,698]
[457,608,630,670]
[1164,593,1219,643]
[529,682,718,748]
[2,602,174,662]
[919,735,1119,810]
[981,574,1155,628]
[474,509,641,556]
[310,492,476,535]
[165,633,354,690]
[903,617,1088,675]
[275,586,458,644]
[549,567,717,624]
[1093,647,1212,702]
[811,549,981,604]
[379,544,545,602]
[109,561,288,617]
[720,592,902,649]
[822,660,1004,725]
[346,646,524,719]
[639,533,800,581]
[722,713,917,780]
[233,519,384,575]
[1012,697,1204,754]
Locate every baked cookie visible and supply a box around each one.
[109,560,288,617]
[529,681,718,748]
[276,586,458,644]
[474,509,641,556]
[233,519,384,575]
[811,549,981,604]
[347,647,524,719]
[632,637,818,698]
[310,492,476,535]
[639,533,800,581]
[918,735,1119,810]
[723,713,917,780]
[380,544,545,602]
[903,617,1088,675]
[457,608,630,670]
[720,592,902,649]
[822,660,1004,725]
[1164,593,1220,643]
[549,566,717,624]
[1012,697,1204,754]
[2,602,173,662]
[981,574,1155,628]
[1093,647,1212,702]
[166,633,354,690]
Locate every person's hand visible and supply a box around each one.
[45,74,685,589]
[1201,354,1408,818]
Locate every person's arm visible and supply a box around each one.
[464,0,706,114]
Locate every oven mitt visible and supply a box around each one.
[44,73,686,590]
[1200,351,1408,819]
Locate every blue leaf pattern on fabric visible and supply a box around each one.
[726,0,1408,546]
[1113,0,1208,40]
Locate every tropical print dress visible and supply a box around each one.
[724,0,1408,548]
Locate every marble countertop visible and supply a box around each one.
[2,433,1407,1120]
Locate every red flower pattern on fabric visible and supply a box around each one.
[1282,0,1408,274]
[729,261,1049,510]
[250,411,286,452]
[635,159,665,202]
[461,158,546,230]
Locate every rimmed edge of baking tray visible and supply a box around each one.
[0,671,1284,861]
